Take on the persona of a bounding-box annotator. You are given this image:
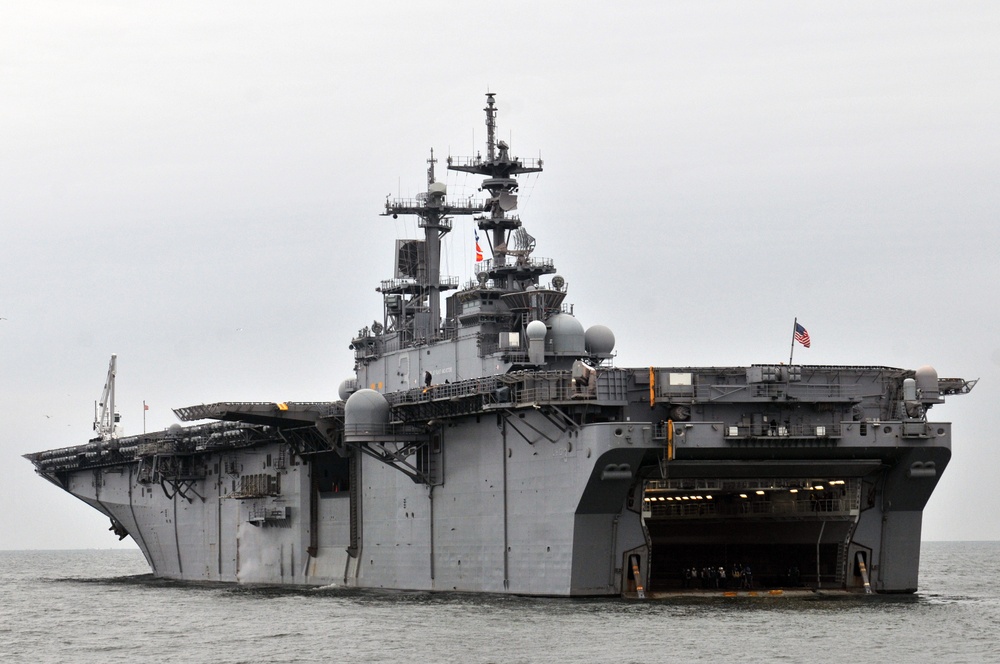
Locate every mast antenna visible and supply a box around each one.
[427,148,437,186]
[485,93,497,162]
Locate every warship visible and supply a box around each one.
[26,93,975,596]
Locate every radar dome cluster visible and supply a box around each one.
[534,315,615,358]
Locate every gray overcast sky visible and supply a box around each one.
[2,1,998,549]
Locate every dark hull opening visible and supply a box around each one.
[648,527,845,590]
[643,478,860,592]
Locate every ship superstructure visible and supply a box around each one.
[25,93,975,595]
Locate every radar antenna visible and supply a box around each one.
[508,227,536,264]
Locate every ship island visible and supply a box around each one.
[25,93,975,597]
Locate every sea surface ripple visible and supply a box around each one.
[1,542,998,663]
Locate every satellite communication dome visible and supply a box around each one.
[526,319,547,341]
[914,365,940,399]
[344,389,390,430]
[338,379,359,401]
[585,325,616,355]
[546,313,586,355]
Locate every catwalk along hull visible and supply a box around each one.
[26,93,973,596]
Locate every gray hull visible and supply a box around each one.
[56,420,648,595]
[39,365,955,595]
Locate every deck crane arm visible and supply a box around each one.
[93,354,119,440]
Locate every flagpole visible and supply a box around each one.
[789,317,797,366]
[143,400,147,434]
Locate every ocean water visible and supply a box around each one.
[1,542,998,664]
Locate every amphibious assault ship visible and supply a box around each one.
[26,93,975,596]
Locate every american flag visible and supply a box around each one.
[794,322,811,348]
[474,230,483,262]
